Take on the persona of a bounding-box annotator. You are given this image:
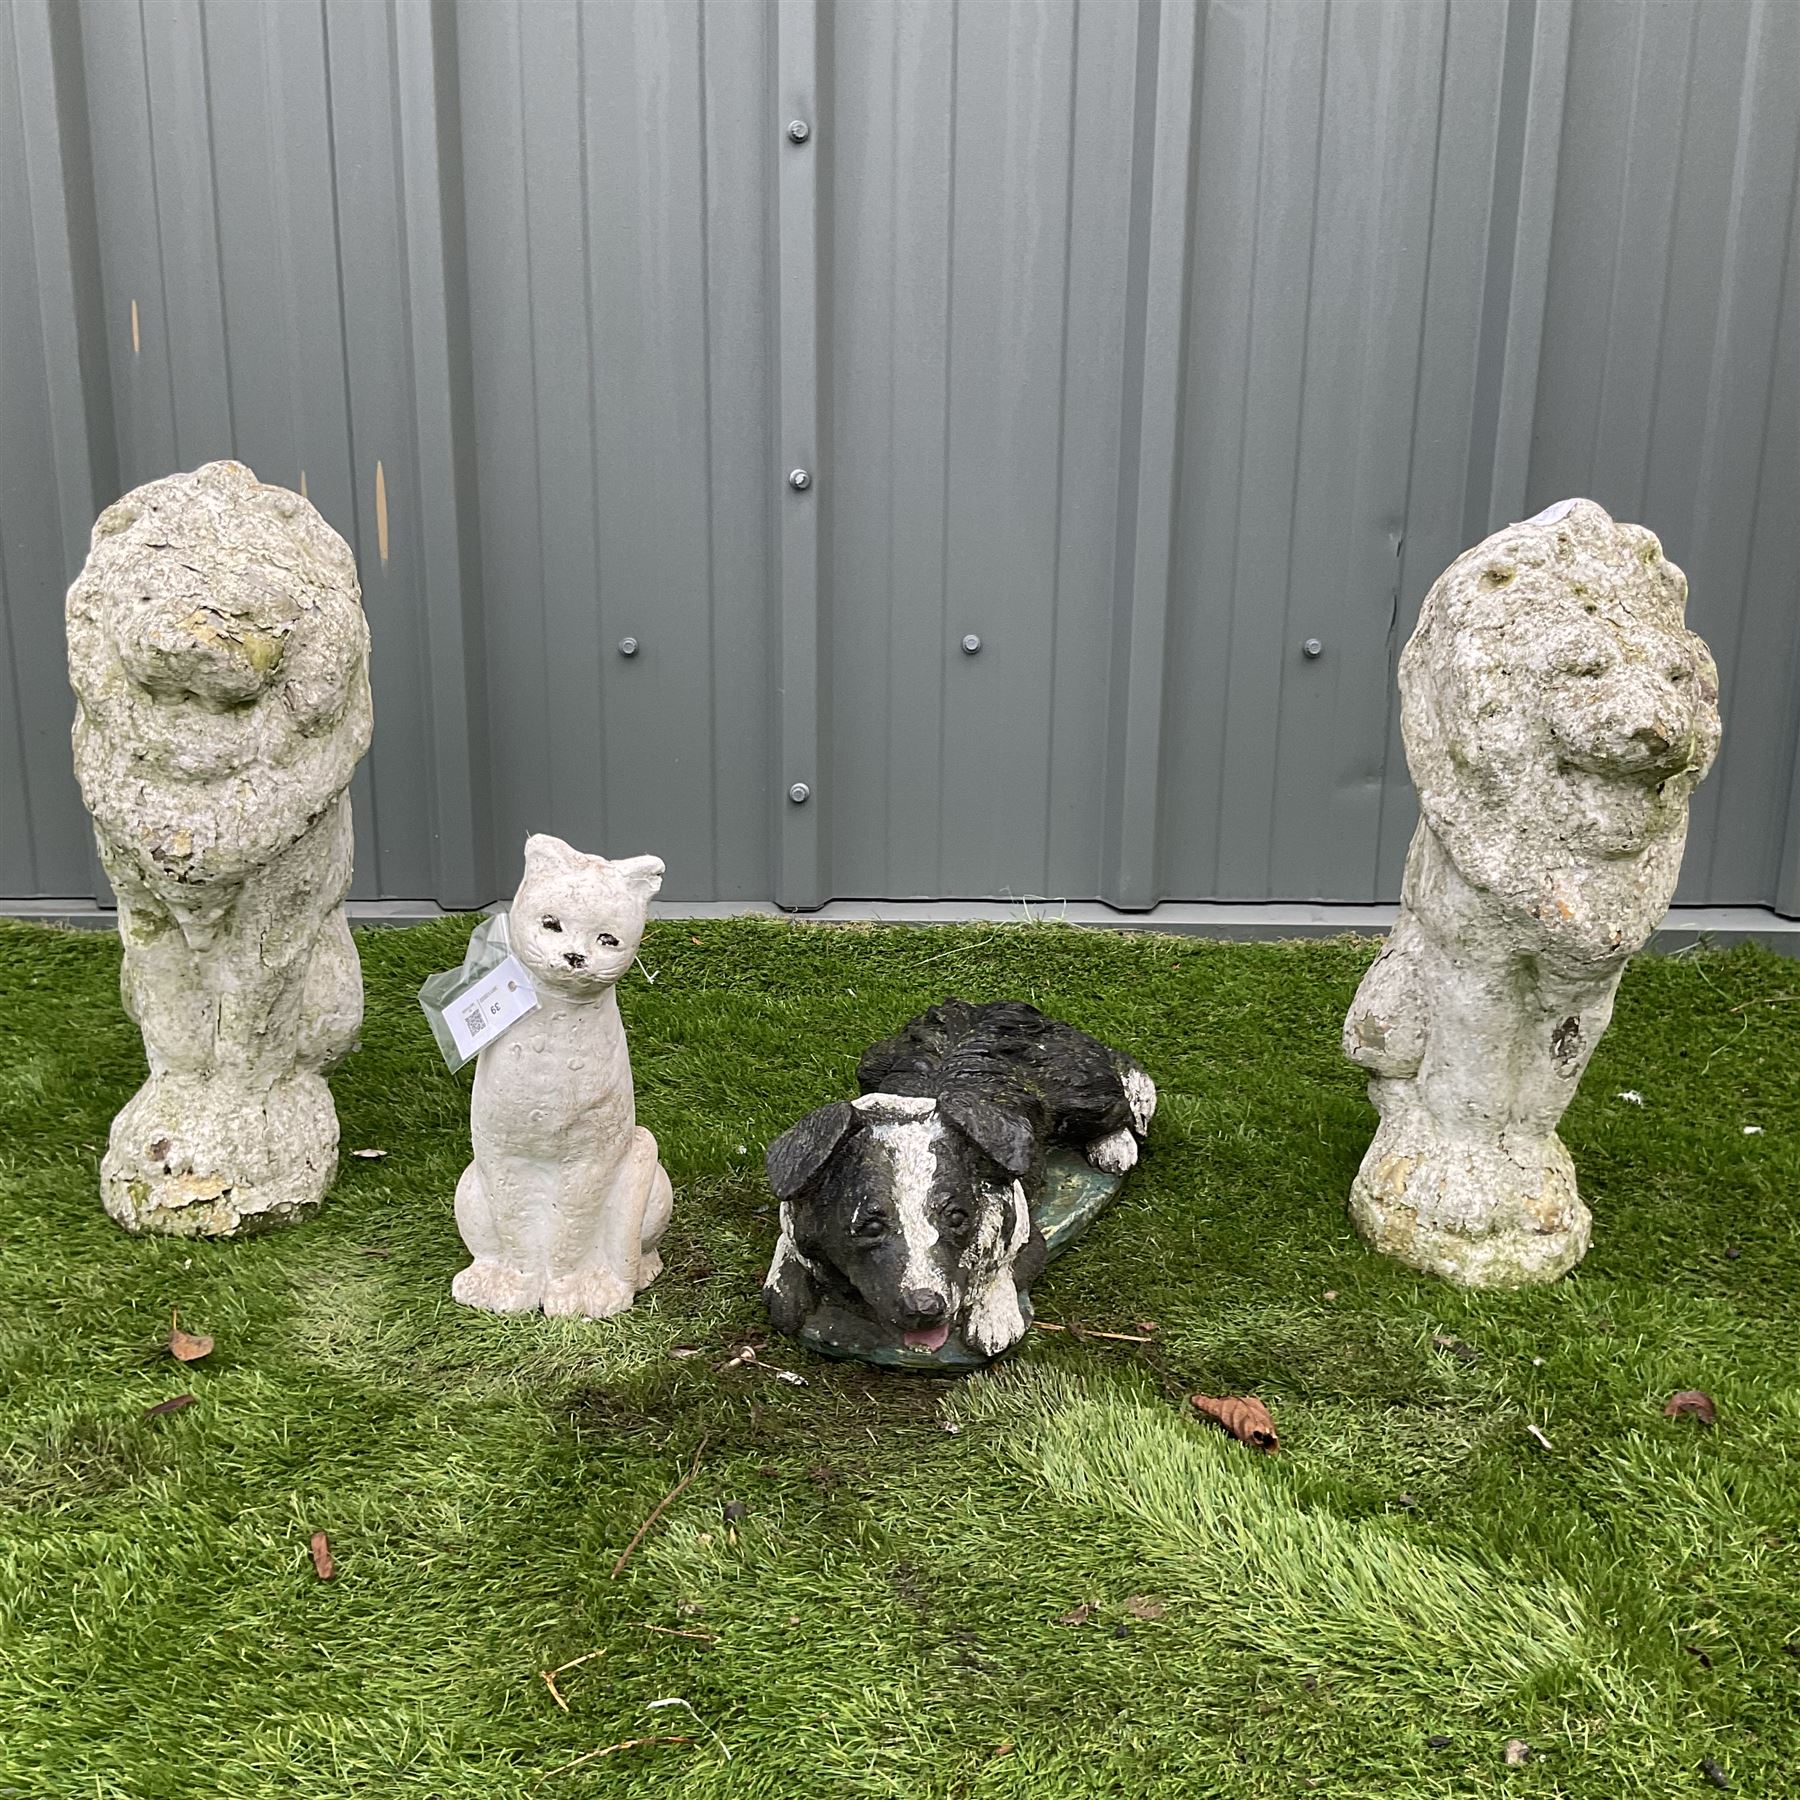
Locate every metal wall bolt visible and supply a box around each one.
[1303,638,1324,658]
[961,634,982,655]
[788,468,812,491]
[787,119,811,144]
[788,781,811,804]
[618,636,639,657]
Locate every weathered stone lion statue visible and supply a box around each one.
[1343,499,1720,1286]
[67,461,372,1235]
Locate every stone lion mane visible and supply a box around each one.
[68,461,370,890]
[1400,497,1720,969]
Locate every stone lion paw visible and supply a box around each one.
[451,1259,544,1314]
[633,1250,664,1292]
[543,1264,637,1319]
[1086,1127,1139,1175]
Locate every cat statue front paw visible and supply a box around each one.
[452,1259,545,1314]
[543,1264,637,1319]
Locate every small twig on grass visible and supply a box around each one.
[538,1648,604,1714]
[635,1623,720,1644]
[1032,1321,1157,1345]
[1729,992,1800,1012]
[611,1437,709,1579]
[647,1697,731,1760]
[542,1735,692,1778]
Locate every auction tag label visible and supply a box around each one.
[442,954,538,1063]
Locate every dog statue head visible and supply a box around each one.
[509,834,663,998]
[1401,498,1720,957]
[763,1090,1042,1358]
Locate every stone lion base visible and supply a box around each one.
[1348,1119,1593,1289]
[101,1071,339,1237]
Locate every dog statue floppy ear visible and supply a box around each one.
[765,1100,859,1200]
[764,1102,860,1336]
[939,1094,1036,1177]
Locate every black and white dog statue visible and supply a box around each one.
[762,999,1156,1360]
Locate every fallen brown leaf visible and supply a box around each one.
[1431,1333,1481,1364]
[309,1530,336,1581]
[1190,1393,1279,1450]
[143,1394,195,1417]
[168,1309,213,1363]
[1664,1389,1717,1426]
[1503,1738,1531,1767]
[1123,1594,1166,1621]
[1056,1603,1093,1626]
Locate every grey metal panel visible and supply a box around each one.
[776,0,823,908]
[61,0,490,904]
[0,0,100,897]
[455,0,775,904]
[2,0,1796,911]
[1163,0,1403,902]
[1528,0,1800,909]
[825,0,1141,902]
[1101,0,1199,910]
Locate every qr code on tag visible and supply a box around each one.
[461,1003,487,1037]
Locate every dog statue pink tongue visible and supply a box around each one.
[903,1322,953,1352]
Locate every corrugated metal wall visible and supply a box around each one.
[3,0,1796,913]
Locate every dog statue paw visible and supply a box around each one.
[450,835,674,1318]
[761,999,1155,1367]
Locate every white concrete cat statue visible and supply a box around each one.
[451,835,672,1318]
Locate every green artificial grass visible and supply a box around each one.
[2,915,1797,1799]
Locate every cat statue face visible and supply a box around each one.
[509,834,663,998]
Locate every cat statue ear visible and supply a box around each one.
[610,855,665,901]
[522,832,583,871]
[520,836,662,900]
